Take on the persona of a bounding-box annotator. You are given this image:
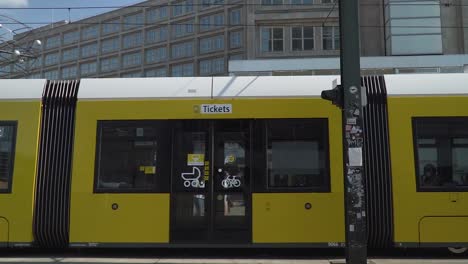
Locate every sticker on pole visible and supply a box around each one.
[348,147,362,166]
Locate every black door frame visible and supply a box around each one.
[170,119,252,244]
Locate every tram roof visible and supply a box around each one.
[78,74,468,99]
[1,74,468,100]
[0,79,45,100]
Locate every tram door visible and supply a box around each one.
[171,120,250,244]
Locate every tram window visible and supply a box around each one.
[0,122,16,193]
[413,118,468,191]
[266,119,329,191]
[94,121,170,193]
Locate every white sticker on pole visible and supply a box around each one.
[348,147,362,166]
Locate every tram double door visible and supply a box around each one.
[171,120,251,244]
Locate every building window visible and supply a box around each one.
[322,26,340,50]
[63,30,79,45]
[172,63,194,77]
[172,20,194,38]
[291,0,314,4]
[0,65,11,76]
[102,18,121,35]
[146,26,168,44]
[101,37,120,54]
[61,65,77,79]
[44,69,59,80]
[28,72,42,79]
[200,35,224,54]
[146,47,167,64]
[292,26,314,51]
[171,41,194,59]
[81,43,98,58]
[172,0,194,17]
[261,27,284,52]
[321,0,335,3]
[123,32,143,49]
[62,48,79,62]
[262,0,284,5]
[44,52,60,66]
[100,56,119,72]
[121,71,142,78]
[82,25,99,40]
[202,0,225,8]
[122,52,142,68]
[45,35,60,49]
[229,54,243,60]
[199,57,224,76]
[266,119,329,191]
[80,61,97,76]
[0,122,17,193]
[94,121,170,193]
[229,9,241,25]
[146,6,168,23]
[146,67,167,77]
[413,118,468,191]
[123,12,143,30]
[200,13,224,31]
[230,31,242,48]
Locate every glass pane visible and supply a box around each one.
[273,40,283,51]
[267,120,328,189]
[0,124,15,191]
[215,193,245,217]
[273,28,283,39]
[96,123,161,191]
[292,39,302,51]
[173,193,207,225]
[414,118,468,189]
[304,39,314,50]
[216,134,246,191]
[174,131,208,191]
[292,27,302,39]
[304,27,314,38]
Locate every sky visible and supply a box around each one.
[0,0,143,35]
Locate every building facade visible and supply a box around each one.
[0,0,385,79]
[2,0,468,79]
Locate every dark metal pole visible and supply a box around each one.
[339,0,367,263]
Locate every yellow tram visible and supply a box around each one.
[0,74,466,253]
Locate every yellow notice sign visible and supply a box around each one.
[139,166,156,174]
[187,154,204,166]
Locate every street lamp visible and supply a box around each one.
[0,15,42,78]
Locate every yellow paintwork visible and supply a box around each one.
[388,96,468,244]
[252,193,344,243]
[0,218,8,243]
[420,217,468,243]
[0,101,41,244]
[70,98,344,244]
[70,193,170,243]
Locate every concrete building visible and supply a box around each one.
[0,0,384,79]
[1,0,468,79]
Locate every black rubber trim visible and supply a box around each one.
[361,76,394,249]
[33,80,80,248]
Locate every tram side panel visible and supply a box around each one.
[388,96,468,248]
[69,100,172,246]
[251,99,345,245]
[0,100,41,247]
